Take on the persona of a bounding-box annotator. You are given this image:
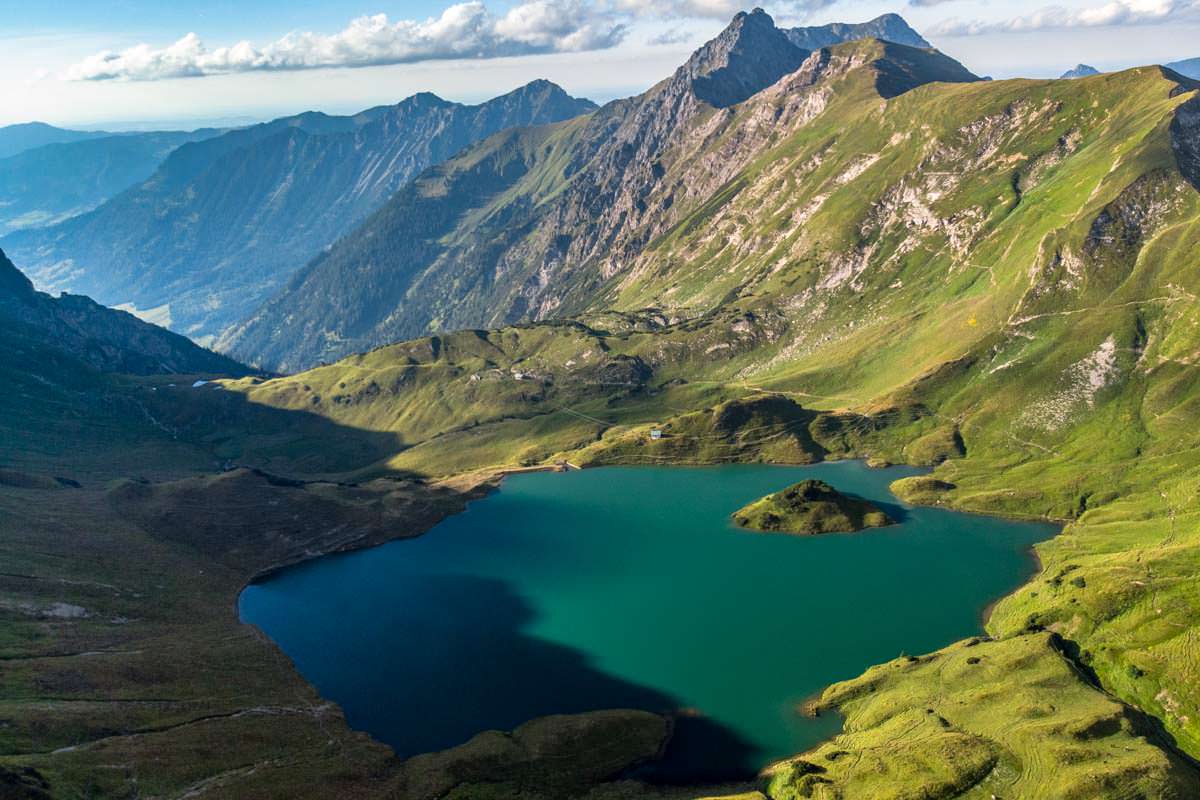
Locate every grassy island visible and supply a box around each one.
[732,479,893,535]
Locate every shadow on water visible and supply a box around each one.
[863,495,911,525]
[243,572,760,783]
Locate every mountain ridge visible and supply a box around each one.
[686,8,810,107]
[0,248,248,376]
[225,22,978,371]
[0,129,221,235]
[1060,63,1101,79]
[784,12,931,51]
[1,81,596,343]
[0,121,112,160]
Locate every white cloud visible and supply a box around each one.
[613,0,837,22]
[930,0,1199,36]
[647,28,695,45]
[64,0,627,81]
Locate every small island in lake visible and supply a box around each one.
[733,479,894,535]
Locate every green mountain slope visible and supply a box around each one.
[207,24,1200,799]
[226,13,977,371]
[1,82,595,344]
[5,10,1200,799]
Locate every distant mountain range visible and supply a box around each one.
[0,248,246,376]
[1,81,596,344]
[0,129,221,235]
[225,10,976,371]
[0,122,113,160]
[1059,58,1198,81]
[1166,56,1200,79]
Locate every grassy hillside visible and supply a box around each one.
[226,19,980,371]
[207,52,1200,798]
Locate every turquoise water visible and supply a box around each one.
[239,462,1054,781]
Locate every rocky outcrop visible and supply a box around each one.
[585,396,826,467]
[686,9,808,108]
[1172,93,1200,189]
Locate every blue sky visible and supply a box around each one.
[2,1,1199,129]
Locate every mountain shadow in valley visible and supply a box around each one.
[241,572,759,783]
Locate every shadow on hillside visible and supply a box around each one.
[146,380,412,478]
[241,572,761,783]
[1050,634,1200,778]
[20,372,768,782]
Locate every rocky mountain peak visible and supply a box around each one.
[514,78,564,96]
[1061,64,1101,79]
[401,91,453,109]
[494,79,595,112]
[682,8,808,107]
[785,13,930,51]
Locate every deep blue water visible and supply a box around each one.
[240,462,1054,781]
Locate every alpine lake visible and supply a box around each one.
[240,462,1055,781]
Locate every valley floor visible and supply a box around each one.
[3,406,1199,798]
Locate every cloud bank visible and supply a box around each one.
[64,0,627,81]
[929,0,1199,36]
[64,0,856,80]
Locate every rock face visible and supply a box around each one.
[687,9,809,108]
[1173,94,1200,189]
[1,81,596,343]
[0,248,247,376]
[225,11,975,371]
[1061,64,1101,79]
[732,479,893,535]
[784,13,931,51]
